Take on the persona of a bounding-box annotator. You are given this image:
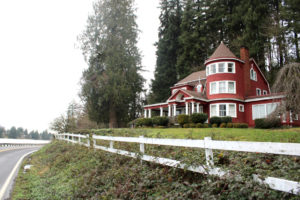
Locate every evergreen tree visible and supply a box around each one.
[78,0,144,127]
[150,0,183,103]
[0,126,5,138]
[8,126,17,138]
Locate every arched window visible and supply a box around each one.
[250,68,257,81]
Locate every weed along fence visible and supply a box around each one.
[55,133,300,195]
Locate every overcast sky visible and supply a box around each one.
[0,0,160,132]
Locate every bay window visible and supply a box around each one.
[210,81,236,94]
[210,103,236,118]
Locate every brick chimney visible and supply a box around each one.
[240,46,250,96]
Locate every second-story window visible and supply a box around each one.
[256,88,261,96]
[206,62,235,76]
[210,81,236,95]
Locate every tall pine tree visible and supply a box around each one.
[79,0,144,128]
[150,0,182,103]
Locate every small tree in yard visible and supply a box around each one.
[272,63,300,114]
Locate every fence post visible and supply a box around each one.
[204,137,214,167]
[109,141,114,149]
[139,136,145,154]
[78,136,81,144]
[87,135,90,148]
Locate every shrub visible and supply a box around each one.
[177,114,190,127]
[239,123,248,128]
[143,118,153,127]
[212,123,218,128]
[221,116,232,123]
[226,122,233,128]
[255,119,265,128]
[233,123,240,128]
[190,113,208,124]
[135,118,144,127]
[196,123,203,128]
[189,123,196,128]
[209,117,222,126]
[255,117,281,129]
[220,123,227,128]
[203,123,209,128]
[152,116,169,126]
[183,123,189,128]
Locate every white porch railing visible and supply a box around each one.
[55,133,300,195]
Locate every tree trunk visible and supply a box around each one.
[109,104,118,128]
[294,32,300,62]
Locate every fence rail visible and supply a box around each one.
[55,133,300,195]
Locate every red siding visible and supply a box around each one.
[248,61,269,96]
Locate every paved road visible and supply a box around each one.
[0,147,41,200]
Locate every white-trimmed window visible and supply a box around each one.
[210,103,236,118]
[206,62,235,76]
[252,103,279,120]
[294,114,299,121]
[239,104,244,112]
[250,68,257,81]
[263,90,267,95]
[256,88,261,96]
[282,113,286,122]
[210,81,236,94]
[196,84,202,92]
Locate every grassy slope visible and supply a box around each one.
[12,141,298,200]
[91,127,300,143]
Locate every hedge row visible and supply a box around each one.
[255,118,281,129]
[135,116,169,127]
[183,122,248,128]
[178,113,208,126]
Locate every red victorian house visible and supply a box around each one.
[144,42,300,127]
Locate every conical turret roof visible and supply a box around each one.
[208,42,237,60]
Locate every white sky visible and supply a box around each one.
[0,0,160,132]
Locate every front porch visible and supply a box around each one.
[144,101,206,118]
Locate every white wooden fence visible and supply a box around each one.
[55,133,300,195]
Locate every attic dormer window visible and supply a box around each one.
[206,62,235,76]
[250,68,257,81]
[196,84,202,92]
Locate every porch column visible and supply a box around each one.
[144,109,147,118]
[173,104,177,116]
[148,109,152,118]
[191,102,195,114]
[160,107,163,117]
[185,102,189,115]
[196,103,200,113]
[168,105,171,117]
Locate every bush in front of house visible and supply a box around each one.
[212,123,218,128]
[152,116,169,126]
[196,123,203,128]
[255,117,281,129]
[143,118,153,127]
[183,123,189,128]
[209,117,222,126]
[189,123,196,128]
[203,123,210,128]
[135,118,145,127]
[190,113,208,124]
[178,114,190,127]
[221,116,232,123]
[220,123,227,128]
[226,122,233,128]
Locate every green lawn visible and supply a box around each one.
[91,127,300,143]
